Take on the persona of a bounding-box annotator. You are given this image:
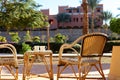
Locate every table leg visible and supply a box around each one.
[23,52,54,80]
[50,54,53,80]
[22,54,28,80]
[23,53,36,80]
[41,54,53,80]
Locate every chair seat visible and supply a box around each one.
[0,58,16,67]
[58,58,99,66]
[82,58,99,64]
[58,58,79,66]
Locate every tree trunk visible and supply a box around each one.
[82,0,89,35]
[91,11,94,32]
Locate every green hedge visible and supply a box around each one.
[104,41,120,53]
[25,41,120,53]
[24,42,63,53]
[1,41,120,54]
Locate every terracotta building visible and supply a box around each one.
[40,4,103,29]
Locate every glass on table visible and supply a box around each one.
[33,46,40,51]
[32,46,47,52]
[39,46,47,51]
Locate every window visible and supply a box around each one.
[77,9,80,13]
[76,18,78,22]
[80,18,83,22]
[97,8,101,12]
[69,10,72,13]
[73,18,75,22]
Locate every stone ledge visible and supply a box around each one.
[53,53,112,57]
[0,53,112,59]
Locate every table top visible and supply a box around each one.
[25,50,53,55]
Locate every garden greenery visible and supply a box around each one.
[110,18,120,34]
[20,42,32,54]
[0,0,49,31]
[0,36,7,42]
[9,32,21,43]
[54,33,67,43]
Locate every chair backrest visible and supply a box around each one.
[81,33,108,57]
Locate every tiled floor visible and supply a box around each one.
[1,63,110,80]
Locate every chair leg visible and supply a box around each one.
[57,64,79,80]
[15,68,18,80]
[57,64,68,80]
[94,63,106,80]
[81,66,92,80]
[78,64,85,80]
[0,66,2,79]
[99,63,106,80]
[57,66,60,80]
[5,66,18,80]
[70,65,78,79]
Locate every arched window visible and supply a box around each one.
[76,18,78,22]
[80,18,83,22]
[49,19,54,24]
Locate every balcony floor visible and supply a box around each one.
[1,62,110,80]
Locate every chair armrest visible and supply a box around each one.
[0,44,18,67]
[58,43,80,60]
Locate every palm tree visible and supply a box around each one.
[99,11,112,31]
[87,0,101,32]
[81,0,89,34]
[55,13,71,28]
[116,8,120,17]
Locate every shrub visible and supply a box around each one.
[54,33,67,43]
[9,32,20,43]
[110,18,120,34]
[0,36,7,42]
[23,31,32,42]
[32,36,40,43]
[20,43,32,54]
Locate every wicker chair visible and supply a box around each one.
[0,44,18,80]
[57,33,107,80]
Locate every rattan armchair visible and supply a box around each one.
[57,33,107,80]
[0,44,18,80]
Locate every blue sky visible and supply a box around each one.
[35,0,120,17]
